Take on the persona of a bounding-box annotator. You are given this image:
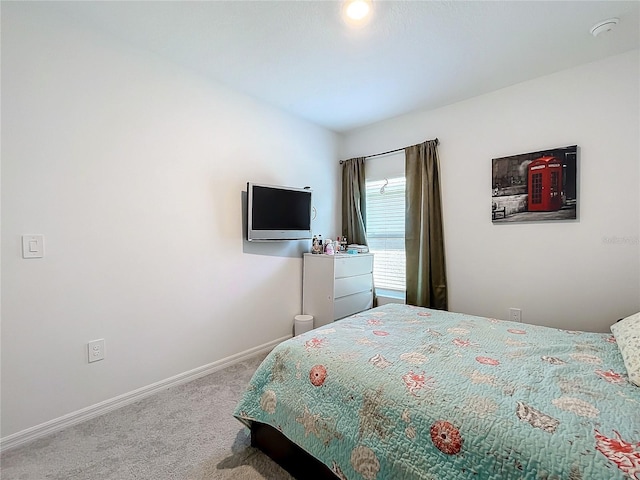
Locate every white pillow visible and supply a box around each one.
[611,312,640,387]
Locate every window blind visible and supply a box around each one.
[365,177,406,292]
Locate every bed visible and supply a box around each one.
[233,304,640,479]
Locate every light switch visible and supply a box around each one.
[22,235,44,259]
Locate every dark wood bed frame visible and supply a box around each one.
[250,422,339,480]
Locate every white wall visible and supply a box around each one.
[1,4,340,438]
[342,50,640,333]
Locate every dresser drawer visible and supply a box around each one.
[334,290,373,320]
[334,255,373,279]
[334,273,373,299]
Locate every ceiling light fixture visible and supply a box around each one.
[590,18,619,37]
[344,0,372,22]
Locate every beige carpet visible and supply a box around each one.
[0,352,294,480]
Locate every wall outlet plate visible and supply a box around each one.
[509,308,522,323]
[88,339,105,363]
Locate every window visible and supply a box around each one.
[365,176,406,293]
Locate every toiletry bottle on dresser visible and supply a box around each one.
[325,240,334,255]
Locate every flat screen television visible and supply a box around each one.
[247,182,313,241]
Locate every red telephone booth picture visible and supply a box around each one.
[527,156,563,212]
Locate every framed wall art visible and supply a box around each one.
[492,145,577,223]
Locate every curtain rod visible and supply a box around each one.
[339,138,439,164]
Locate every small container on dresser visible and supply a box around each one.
[302,253,374,328]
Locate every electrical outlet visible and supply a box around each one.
[509,308,522,323]
[88,339,105,363]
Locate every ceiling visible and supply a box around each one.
[44,1,639,133]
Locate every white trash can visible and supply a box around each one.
[294,315,314,336]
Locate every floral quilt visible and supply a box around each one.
[233,304,640,479]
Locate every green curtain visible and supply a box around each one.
[341,157,368,246]
[405,140,447,310]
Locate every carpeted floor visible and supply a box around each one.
[0,352,294,480]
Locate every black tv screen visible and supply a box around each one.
[247,183,312,241]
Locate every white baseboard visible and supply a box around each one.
[0,335,290,453]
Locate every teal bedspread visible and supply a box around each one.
[233,304,640,479]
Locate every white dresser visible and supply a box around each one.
[302,253,374,328]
